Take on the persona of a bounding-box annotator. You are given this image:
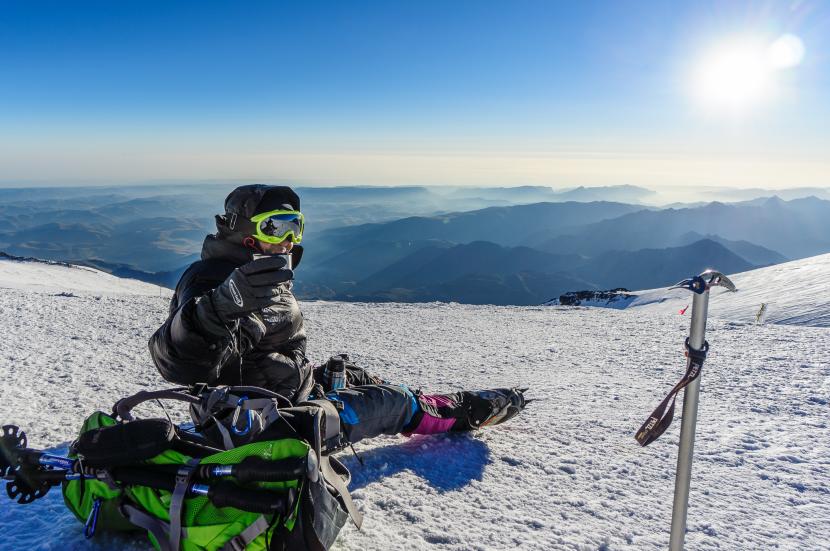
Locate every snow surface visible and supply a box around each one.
[1,259,829,550]
[627,253,830,328]
[0,257,165,296]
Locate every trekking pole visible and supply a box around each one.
[2,424,311,507]
[634,270,736,550]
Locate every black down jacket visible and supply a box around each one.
[149,234,312,402]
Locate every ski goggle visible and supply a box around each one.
[250,209,304,244]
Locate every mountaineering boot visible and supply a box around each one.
[405,387,527,435]
[458,387,527,429]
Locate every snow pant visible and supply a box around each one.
[325,384,420,444]
[311,359,414,444]
[324,385,515,444]
[313,356,520,445]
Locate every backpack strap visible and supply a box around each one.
[120,503,173,551]
[320,454,362,529]
[302,399,363,529]
[188,387,229,434]
[211,418,237,450]
[303,399,343,453]
[220,515,272,551]
[189,389,292,449]
[224,386,293,407]
[169,458,201,551]
[113,388,200,421]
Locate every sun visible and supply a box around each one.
[694,41,770,110]
[691,34,804,113]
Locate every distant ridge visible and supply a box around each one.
[554,252,830,328]
[0,251,81,269]
[570,238,755,290]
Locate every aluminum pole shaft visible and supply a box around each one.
[669,287,710,551]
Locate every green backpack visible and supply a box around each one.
[52,385,362,551]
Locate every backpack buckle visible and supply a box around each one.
[226,535,246,551]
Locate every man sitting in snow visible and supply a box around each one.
[149,184,525,445]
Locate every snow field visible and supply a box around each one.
[0,258,165,297]
[631,253,830,328]
[1,268,828,549]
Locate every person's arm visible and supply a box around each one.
[149,265,234,385]
[240,291,311,401]
[149,256,292,385]
[249,337,310,401]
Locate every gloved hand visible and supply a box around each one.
[195,256,293,337]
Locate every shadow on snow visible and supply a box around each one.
[342,432,490,492]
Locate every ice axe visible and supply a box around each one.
[634,269,737,551]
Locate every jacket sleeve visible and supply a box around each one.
[249,337,310,401]
[240,290,311,401]
[148,265,234,385]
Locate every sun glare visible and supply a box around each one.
[692,34,804,113]
[768,34,805,69]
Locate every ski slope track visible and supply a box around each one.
[0,258,828,550]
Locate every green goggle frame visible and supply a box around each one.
[250,209,305,244]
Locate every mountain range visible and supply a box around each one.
[302,238,755,305]
[2,185,829,305]
[533,197,830,260]
[298,196,825,304]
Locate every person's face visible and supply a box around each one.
[258,238,294,255]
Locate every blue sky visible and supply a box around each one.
[1,0,828,188]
